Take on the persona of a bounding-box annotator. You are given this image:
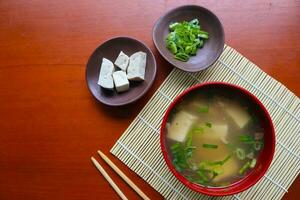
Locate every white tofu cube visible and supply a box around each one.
[127,51,147,81]
[112,71,129,93]
[98,58,114,90]
[210,124,229,144]
[167,111,197,143]
[225,104,251,129]
[114,51,129,71]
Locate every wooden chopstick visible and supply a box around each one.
[91,157,128,200]
[98,150,150,200]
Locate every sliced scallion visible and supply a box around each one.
[250,159,257,168]
[246,151,254,159]
[197,169,209,182]
[209,155,231,166]
[239,161,251,175]
[171,142,181,151]
[166,19,209,62]
[174,52,189,62]
[205,122,212,128]
[191,126,204,134]
[197,106,209,113]
[236,148,246,160]
[253,141,262,151]
[202,144,218,149]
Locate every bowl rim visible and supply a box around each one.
[85,36,157,106]
[160,82,275,196]
[152,5,225,72]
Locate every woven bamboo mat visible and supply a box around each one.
[110,45,300,200]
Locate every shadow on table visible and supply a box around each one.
[91,97,139,118]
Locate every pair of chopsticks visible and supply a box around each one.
[91,150,150,200]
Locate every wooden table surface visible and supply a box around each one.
[0,0,299,199]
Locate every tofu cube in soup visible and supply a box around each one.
[225,104,251,128]
[127,51,147,81]
[167,111,197,143]
[114,51,129,71]
[210,124,229,144]
[98,58,115,90]
[112,71,130,93]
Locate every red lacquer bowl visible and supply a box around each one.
[160,82,275,196]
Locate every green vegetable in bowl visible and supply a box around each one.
[166,18,209,62]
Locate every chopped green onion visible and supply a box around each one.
[239,161,251,175]
[194,127,204,134]
[198,162,223,180]
[246,151,254,159]
[212,166,223,176]
[185,146,196,159]
[205,122,212,128]
[166,19,209,62]
[189,126,204,134]
[198,33,209,39]
[202,144,218,149]
[222,155,232,165]
[197,169,209,182]
[167,41,177,54]
[174,52,189,62]
[209,155,231,166]
[253,141,262,151]
[194,179,209,186]
[198,40,204,48]
[250,159,257,168]
[236,148,246,160]
[239,134,254,142]
[185,132,193,148]
[169,22,179,31]
[171,142,181,151]
[197,106,209,113]
[189,19,199,26]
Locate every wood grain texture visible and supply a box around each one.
[0,0,298,200]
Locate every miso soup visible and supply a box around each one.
[165,88,264,187]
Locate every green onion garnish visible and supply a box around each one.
[185,132,193,148]
[250,159,257,168]
[208,155,232,166]
[222,155,232,165]
[197,169,209,182]
[191,126,204,134]
[166,19,209,62]
[202,144,218,149]
[246,151,254,159]
[239,134,255,143]
[253,141,262,151]
[170,142,181,151]
[205,122,212,128]
[236,148,246,160]
[239,161,251,175]
[197,106,209,113]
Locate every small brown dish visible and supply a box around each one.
[153,5,224,72]
[86,37,157,106]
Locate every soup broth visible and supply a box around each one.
[166,88,264,187]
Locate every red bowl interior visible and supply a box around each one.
[160,82,275,196]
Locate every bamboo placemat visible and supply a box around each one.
[110,45,300,200]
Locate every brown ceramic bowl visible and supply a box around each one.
[153,5,224,72]
[86,37,157,106]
